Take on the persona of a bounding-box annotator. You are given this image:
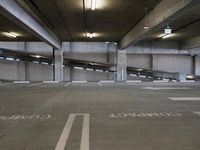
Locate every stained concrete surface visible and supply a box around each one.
[0,82,200,150]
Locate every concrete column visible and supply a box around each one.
[116,49,127,82]
[152,55,158,70]
[108,43,117,80]
[195,55,200,75]
[55,43,64,82]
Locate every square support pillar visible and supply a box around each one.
[55,44,64,82]
[195,55,200,75]
[116,49,127,82]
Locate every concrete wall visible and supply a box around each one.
[127,54,152,69]
[26,62,53,81]
[71,69,109,81]
[0,59,25,81]
[153,55,193,74]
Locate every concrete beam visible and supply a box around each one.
[120,0,199,49]
[0,0,61,49]
[181,35,200,50]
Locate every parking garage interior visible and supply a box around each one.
[0,0,200,150]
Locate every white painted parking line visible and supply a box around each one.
[180,80,195,83]
[43,81,59,84]
[153,80,169,83]
[72,81,87,83]
[13,81,30,84]
[28,82,42,87]
[0,83,12,86]
[64,82,71,87]
[98,82,102,86]
[55,113,90,150]
[80,114,90,150]
[169,97,200,101]
[127,80,141,83]
[193,112,200,116]
[100,80,115,83]
[142,87,190,90]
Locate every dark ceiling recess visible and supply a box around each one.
[1,0,199,43]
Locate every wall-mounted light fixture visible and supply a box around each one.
[91,0,96,10]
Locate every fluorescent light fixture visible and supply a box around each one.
[0,57,4,59]
[114,42,118,45]
[105,42,110,44]
[74,67,84,70]
[187,75,194,79]
[162,33,173,39]
[15,59,20,62]
[33,61,39,64]
[2,32,19,38]
[86,68,93,71]
[91,0,96,10]
[34,55,41,58]
[86,32,94,38]
[6,57,14,61]
[144,26,149,29]
[90,33,94,38]
[129,74,137,77]
[96,69,103,72]
[41,62,49,65]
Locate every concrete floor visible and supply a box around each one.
[0,82,200,150]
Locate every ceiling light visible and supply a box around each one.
[34,55,41,58]
[91,0,96,10]
[2,32,19,38]
[105,42,110,44]
[162,34,173,39]
[114,42,118,45]
[6,57,14,61]
[144,7,149,29]
[86,32,94,38]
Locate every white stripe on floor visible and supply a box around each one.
[169,97,200,101]
[55,114,90,150]
[80,114,90,150]
[27,82,42,87]
[55,114,76,150]
[193,111,200,116]
[64,82,71,87]
[0,83,12,86]
[98,82,102,86]
[142,87,190,90]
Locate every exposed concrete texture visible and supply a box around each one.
[63,67,70,81]
[120,0,199,49]
[0,60,25,81]
[26,62,53,81]
[55,44,64,82]
[182,35,200,50]
[195,55,200,75]
[69,42,109,63]
[71,69,109,82]
[0,0,61,49]
[152,54,193,74]
[117,50,127,82]
[127,42,183,54]
[0,42,26,51]
[1,83,200,149]
[26,42,53,56]
[128,54,152,69]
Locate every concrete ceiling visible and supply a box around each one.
[1,0,199,44]
[143,4,200,43]
[0,0,160,42]
[0,14,38,41]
